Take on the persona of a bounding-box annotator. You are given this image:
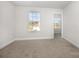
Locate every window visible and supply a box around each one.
[28,11,40,32]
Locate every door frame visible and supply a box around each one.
[52,12,63,39]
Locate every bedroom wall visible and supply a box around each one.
[63,1,79,48]
[0,2,16,49]
[15,6,62,40]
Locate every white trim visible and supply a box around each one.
[61,11,63,38]
[63,37,79,48]
[0,39,15,49]
[15,37,53,40]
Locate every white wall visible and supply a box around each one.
[0,2,16,49]
[63,2,79,48]
[0,2,63,49]
[15,6,62,40]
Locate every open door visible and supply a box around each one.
[53,14,62,39]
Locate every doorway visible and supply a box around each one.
[53,14,62,39]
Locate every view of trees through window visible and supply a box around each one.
[28,11,40,32]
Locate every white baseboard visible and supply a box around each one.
[0,39,15,49]
[63,37,79,48]
[15,37,53,40]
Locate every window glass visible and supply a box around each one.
[28,11,40,32]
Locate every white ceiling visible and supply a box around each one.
[12,1,71,9]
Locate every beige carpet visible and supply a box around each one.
[0,38,79,58]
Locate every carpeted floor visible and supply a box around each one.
[0,38,79,58]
